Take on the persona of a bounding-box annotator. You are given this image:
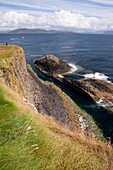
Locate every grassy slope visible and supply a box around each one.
[0,78,113,170]
[0,45,113,170]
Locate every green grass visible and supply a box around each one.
[0,84,113,170]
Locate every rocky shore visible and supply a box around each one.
[62,77,113,111]
[35,54,113,112]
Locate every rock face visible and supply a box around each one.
[27,66,87,132]
[62,77,113,111]
[27,66,68,124]
[79,79,113,110]
[34,54,72,76]
[0,45,30,100]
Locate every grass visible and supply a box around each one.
[0,84,113,170]
[0,45,23,70]
[0,45,27,95]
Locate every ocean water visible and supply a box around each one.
[0,33,113,141]
[0,33,113,82]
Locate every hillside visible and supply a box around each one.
[0,45,113,170]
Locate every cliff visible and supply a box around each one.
[0,45,30,99]
[1,45,113,170]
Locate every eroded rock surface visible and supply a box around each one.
[63,77,113,111]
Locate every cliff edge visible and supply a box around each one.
[0,45,30,99]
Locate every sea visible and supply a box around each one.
[0,33,113,140]
[0,33,113,82]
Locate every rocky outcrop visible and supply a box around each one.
[62,77,113,111]
[34,54,72,76]
[79,78,113,110]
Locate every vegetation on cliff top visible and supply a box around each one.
[0,45,29,96]
[0,45,113,170]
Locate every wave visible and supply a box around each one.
[30,54,42,57]
[96,98,113,109]
[68,63,78,73]
[58,63,78,78]
[10,37,24,41]
[84,72,109,81]
[10,38,17,40]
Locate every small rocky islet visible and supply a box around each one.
[34,54,72,76]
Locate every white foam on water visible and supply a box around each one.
[96,98,104,104]
[31,54,42,57]
[10,38,17,40]
[68,63,78,73]
[84,72,109,81]
[58,63,78,78]
[58,75,64,78]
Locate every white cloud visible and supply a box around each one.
[0,10,113,31]
[0,11,35,28]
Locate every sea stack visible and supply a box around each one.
[34,54,72,77]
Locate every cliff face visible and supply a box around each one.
[0,45,30,99]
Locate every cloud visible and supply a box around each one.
[1,0,113,20]
[0,10,113,31]
[0,11,35,28]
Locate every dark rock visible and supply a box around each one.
[63,77,113,111]
[34,54,72,76]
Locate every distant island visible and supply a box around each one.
[0,28,113,35]
[7,28,77,34]
[104,30,113,35]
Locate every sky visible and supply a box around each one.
[0,0,113,31]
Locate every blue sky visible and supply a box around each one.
[0,0,113,31]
